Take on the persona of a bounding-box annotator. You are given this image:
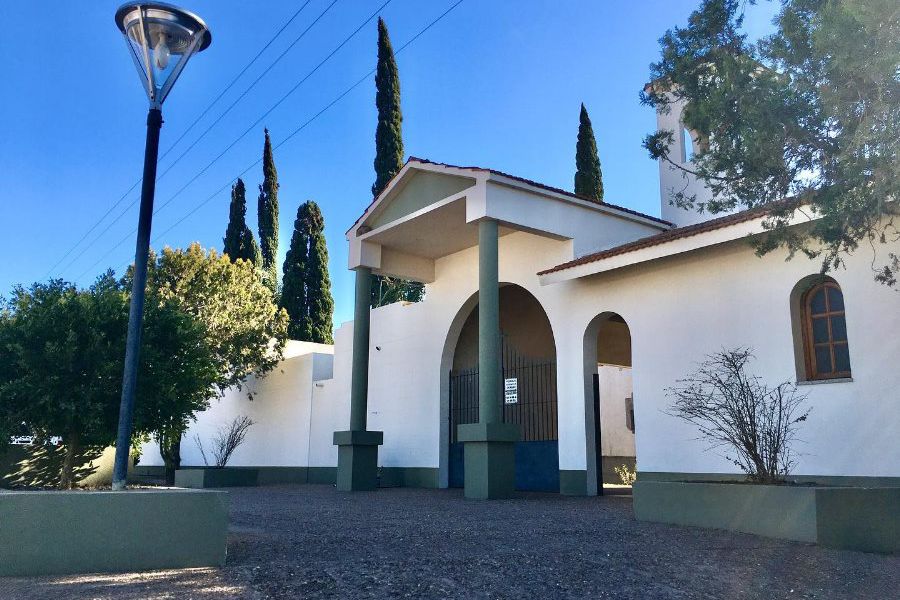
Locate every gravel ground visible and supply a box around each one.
[2,484,898,599]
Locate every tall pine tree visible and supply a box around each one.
[370,17,424,306]
[280,203,311,341]
[258,128,280,295]
[280,201,334,343]
[372,17,404,198]
[574,103,604,202]
[304,201,334,344]
[223,178,262,267]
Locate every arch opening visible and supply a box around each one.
[583,312,634,496]
[441,284,560,492]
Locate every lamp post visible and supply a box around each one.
[111,2,211,490]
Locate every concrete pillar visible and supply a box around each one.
[478,220,502,425]
[457,219,519,499]
[333,267,383,491]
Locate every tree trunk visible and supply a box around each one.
[159,429,182,486]
[59,429,80,490]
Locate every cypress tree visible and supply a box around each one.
[574,103,604,202]
[280,203,311,341]
[369,18,424,306]
[258,128,280,295]
[372,17,404,198]
[223,178,262,267]
[304,201,334,344]
[280,201,334,343]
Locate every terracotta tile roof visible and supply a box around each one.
[538,200,795,276]
[347,157,672,234]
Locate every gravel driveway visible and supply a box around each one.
[3,484,898,599]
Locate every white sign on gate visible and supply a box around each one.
[504,378,518,404]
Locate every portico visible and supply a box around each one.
[335,158,669,497]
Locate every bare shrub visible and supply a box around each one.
[614,464,637,486]
[193,416,254,468]
[666,348,810,484]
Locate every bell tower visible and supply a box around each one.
[655,96,726,228]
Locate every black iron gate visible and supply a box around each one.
[448,338,559,491]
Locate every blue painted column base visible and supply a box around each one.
[334,430,383,491]
[458,422,520,499]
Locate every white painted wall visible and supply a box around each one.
[138,341,339,468]
[549,233,900,479]
[142,218,900,487]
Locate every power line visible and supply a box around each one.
[100,0,466,280]
[45,0,316,279]
[61,0,340,278]
[151,0,468,260]
[74,0,397,281]
[157,0,315,164]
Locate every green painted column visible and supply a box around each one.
[349,266,372,431]
[457,219,519,499]
[478,220,501,425]
[333,266,383,491]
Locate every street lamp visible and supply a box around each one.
[111,2,211,490]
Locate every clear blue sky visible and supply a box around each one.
[0,1,778,325]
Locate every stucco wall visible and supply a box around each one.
[142,226,900,488]
[550,235,900,479]
[138,341,337,469]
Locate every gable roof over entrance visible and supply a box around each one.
[346,158,671,283]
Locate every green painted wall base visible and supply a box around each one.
[634,481,900,554]
[379,467,440,488]
[175,467,259,488]
[308,466,337,484]
[458,423,519,499]
[334,430,383,492]
[560,470,588,495]
[639,471,900,487]
[0,489,228,576]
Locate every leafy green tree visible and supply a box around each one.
[258,129,280,295]
[139,244,289,483]
[281,203,311,341]
[133,296,217,485]
[223,178,262,267]
[574,103,604,202]
[280,201,334,343]
[641,0,900,284]
[0,276,125,488]
[370,17,424,306]
[304,201,335,344]
[370,276,425,306]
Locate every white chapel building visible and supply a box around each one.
[139,99,900,496]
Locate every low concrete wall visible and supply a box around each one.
[0,489,228,576]
[634,481,900,554]
[175,467,259,488]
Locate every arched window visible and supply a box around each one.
[681,126,694,163]
[802,281,851,380]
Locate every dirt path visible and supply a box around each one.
[3,485,898,599]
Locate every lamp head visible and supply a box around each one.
[115,2,211,108]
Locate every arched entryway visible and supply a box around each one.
[444,284,559,491]
[583,312,634,495]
